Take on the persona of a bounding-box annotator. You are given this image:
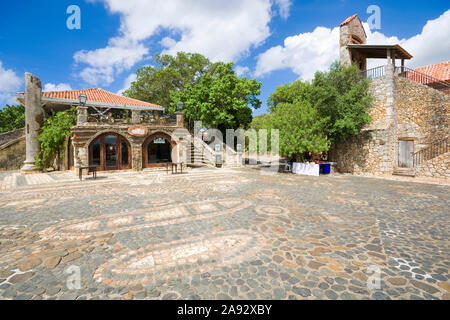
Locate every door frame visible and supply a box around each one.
[89,133,132,171]
[142,132,176,168]
[398,138,415,168]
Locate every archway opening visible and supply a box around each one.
[143,133,176,168]
[89,133,131,171]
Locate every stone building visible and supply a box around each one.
[12,74,196,174]
[330,14,450,178]
[7,73,242,174]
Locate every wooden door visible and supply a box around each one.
[398,140,414,168]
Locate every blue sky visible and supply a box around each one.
[1,0,449,115]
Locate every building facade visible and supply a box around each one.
[330,14,449,178]
[14,74,191,174]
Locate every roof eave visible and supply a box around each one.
[14,94,164,111]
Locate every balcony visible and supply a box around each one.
[77,106,179,127]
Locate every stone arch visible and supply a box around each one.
[84,128,133,148]
[142,131,178,168]
[88,132,132,171]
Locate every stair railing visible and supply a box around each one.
[193,136,216,165]
[359,66,385,80]
[413,137,449,166]
[396,67,450,93]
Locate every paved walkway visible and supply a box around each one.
[0,167,448,300]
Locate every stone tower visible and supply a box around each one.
[21,73,43,173]
[339,14,367,71]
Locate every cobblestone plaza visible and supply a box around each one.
[0,167,448,300]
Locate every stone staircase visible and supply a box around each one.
[393,167,416,177]
[188,137,216,167]
[187,135,242,168]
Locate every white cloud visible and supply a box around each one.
[255,9,450,78]
[274,0,292,20]
[74,38,149,86]
[255,26,340,79]
[0,61,22,105]
[43,83,73,92]
[235,65,250,77]
[117,73,137,95]
[75,0,287,86]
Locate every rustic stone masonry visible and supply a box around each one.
[330,68,449,178]
[71,124,189,172]
[0,129,25,171]
[415,152,450,178]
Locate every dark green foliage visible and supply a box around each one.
[0,104,25,133]
[35,107,77,170]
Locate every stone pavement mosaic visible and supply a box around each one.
[0,167,449,300]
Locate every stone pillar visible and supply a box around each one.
[132,110,140,124]
[175,111,184,127]
[77,106,88,124]
[131,142,143,171]
[21,73,43,173]
[384,62,399,174]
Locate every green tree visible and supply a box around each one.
[123,52,214,106]
[309,62,373,143]
[35,107,77,170]
[169,62,261,132]
[267,80,311,111]
[251,113,273,153]
[267,62,373,145]
[271,101,329,162]
[0,104,25,133]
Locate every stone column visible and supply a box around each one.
[384,61,399,174]
[175,111,184,127]
[131,141,143,171]
[21,73,43,173]
[132,110,140,124]
[77,106,88,124]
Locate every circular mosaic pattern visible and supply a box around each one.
[254,205,289,216]
[94,230,264,286]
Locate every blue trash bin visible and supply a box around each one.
[319,163,331,174]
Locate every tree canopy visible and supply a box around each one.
[254,62,373,160]
[123,52,215,107]
[0,104,25,133]
[271,101,329,161]
[169,62,261,132]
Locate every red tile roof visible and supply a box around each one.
[36,88,163,109]
[415,61,450,82]
[340,14,358,26]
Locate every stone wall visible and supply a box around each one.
[0,128,25,146]
[0,137,26,171]
[330,70,397,175]
[395,77,449,150]
[330,70,449,178]
[415,152,449,178]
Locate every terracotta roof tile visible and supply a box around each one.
[414,61,450,82]
[340,14,358,26]
[36,88,163,109]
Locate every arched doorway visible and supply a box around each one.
[143,133,176,168]
[89,133,131,171]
